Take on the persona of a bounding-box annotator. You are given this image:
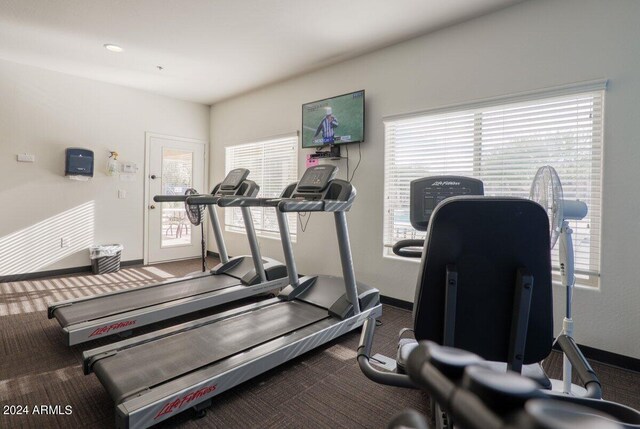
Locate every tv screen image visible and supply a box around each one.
[302,90,364,148]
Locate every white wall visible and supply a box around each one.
[210,0,640,359]
[0,59,209,274]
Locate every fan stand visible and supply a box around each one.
[550,219,587,396]
[560,219,575,394]
[530,166,589,397]
[200,222,206,273]
[183,188,207,273]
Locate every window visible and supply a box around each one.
[383,84,605,288]
[225,134,298,240]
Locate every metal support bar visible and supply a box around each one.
[334,211,361,315]
[444,265,458,347]
[356,317,416,388]
[556,334,602,399]
[507,269,533,373]
[276,210,299,287]
[208,205,228,264]
[241,206,266,283]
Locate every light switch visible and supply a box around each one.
[118,190,126,199]
[17,153,35,162]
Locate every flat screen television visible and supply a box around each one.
[302,90,364,148]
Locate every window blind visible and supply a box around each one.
[225,135,298,240]
[383,89,604,288]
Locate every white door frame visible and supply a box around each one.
[143,132,208,265]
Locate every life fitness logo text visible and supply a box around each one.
[432,181,461,186]
[155,385,217,419]
[88,320,136,337]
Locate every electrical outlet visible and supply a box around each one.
[60,238,70,248]
[118,189,126,199]
[17,153,35,163]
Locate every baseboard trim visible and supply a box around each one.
[552,342,640,373]
[380,295,413,311]
[206,250,221,259]
[380,295,639,372]
[0,259,144,283]
[121,259,145,267]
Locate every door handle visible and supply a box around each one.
[149,205,156,210]
[150,174,159,180]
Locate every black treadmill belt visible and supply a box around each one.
[93,301,328,403]
[55,275,240,326]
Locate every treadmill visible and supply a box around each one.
[82,165,382,429]
[48,168,289,346]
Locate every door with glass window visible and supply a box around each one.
[146,134,206,264]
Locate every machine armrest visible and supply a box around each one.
[185,195,220,205]
[153,195,188,202]
[392,239,424,258]
[556,334,602,399]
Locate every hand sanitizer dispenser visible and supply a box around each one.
[65,148,94,180]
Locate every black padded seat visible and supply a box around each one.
[413,197,553,365]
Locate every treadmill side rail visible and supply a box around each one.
[65,276,288,346]
[83,298,283,373]
[210,256,244,274]
[84,350,118,375]
[47,271,213,320]
[47,301,72,319]
[115,304,382,429]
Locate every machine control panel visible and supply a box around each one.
[220,168,250,190]
[410,176,484,231]
[296,165,338,192]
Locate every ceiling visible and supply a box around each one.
[0,0,522,104]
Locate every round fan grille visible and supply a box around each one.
[529,166,563,249]
[184,188,204,226]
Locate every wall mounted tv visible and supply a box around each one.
[302,90,364,148]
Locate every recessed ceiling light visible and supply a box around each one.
[104,44,123,53]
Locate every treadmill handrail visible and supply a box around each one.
[217,196,280,208]
[217,196,355,213]
[276,199,325,212]
[217,196,328,212]
[186,195,222,205]
[153,195,189,202]
[277,197,355,213]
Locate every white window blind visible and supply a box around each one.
[383,88,604,288]
[225,135,298,240]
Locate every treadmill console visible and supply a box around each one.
[410,176,484,231]
[296,165,337,192]
[220,168,250,190]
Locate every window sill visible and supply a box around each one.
[382,253,421,264]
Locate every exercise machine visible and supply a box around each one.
[356,177,603,427]
[82,164,381,428]
[388,341,640,428]
[391,177,484,258]
[358,176,484,389]
[48,168,288,345]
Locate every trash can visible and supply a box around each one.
[90,244,124,274]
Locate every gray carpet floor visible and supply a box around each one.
[0,258,637,428]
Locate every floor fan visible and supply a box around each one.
[530,165,588,395]
[184,188,207,272]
